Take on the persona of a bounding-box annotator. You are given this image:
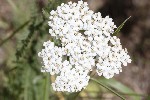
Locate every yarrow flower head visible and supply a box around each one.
[38,0,132,92]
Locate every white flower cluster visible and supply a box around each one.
[38,0,131,92]
[52,61,90,92]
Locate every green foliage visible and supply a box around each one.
[15,17,44,60]
[6,0,37,27]
[113,16,131,36]
[99,78,141,100]
[1,0,55,100]
[0,20,30,47]
[91,78,126,100]
[0,0,144,100]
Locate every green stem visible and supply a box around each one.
[90,78,126,100]
[43,73,49,100]
[24,67,30,100]
[67,91,81,100]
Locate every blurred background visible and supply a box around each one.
[0,0,150,100]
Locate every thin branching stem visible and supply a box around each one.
[0,20,31,47]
